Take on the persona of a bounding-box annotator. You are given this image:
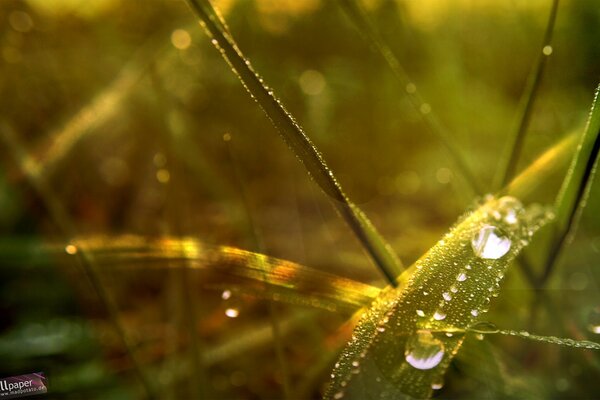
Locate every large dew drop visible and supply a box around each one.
[404,331,445,370]
[471,225,511,259]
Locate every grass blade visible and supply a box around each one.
[538,83,600,284]
[183,0,403,285]
[495,0,560,189]
[337,0,482,195]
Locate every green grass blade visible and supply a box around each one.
[539,83,600,284]
[325,195,553,399]
[495,0,560,189]
[183,0,403,285]
[337,0,482,195]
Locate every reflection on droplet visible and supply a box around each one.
[442,292,452,301]
[225,308,239,318]
[472,225,511,259]
[471,309,479,317]
[588,308,600,334]
[433,310,446,321]
[171,29,192,50]
[221,290,232,300]
[543,45,553,56]
[456,272,467,282]
[404,331,445,370]
[299,69,326,96]
[416,309,425,317]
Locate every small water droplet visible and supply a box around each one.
[221,290,232,300]
[472,225,511,259]
[404,331,445,370]
[433,310,446,321]
[475,333,484,340]
[351,360,359,367]
[450,285,458,293]
[431,378,444,390]
[542,45,553,56]
[457,272,467,282]
[471,309,479,317]
[442,292,452,301]
[423,291,429,296]
[334,391,344,399]
[588,308,600,334]
[416,309,425,317]
[465,264,472,270]
[377,326,386,332]
[225,308,239,318]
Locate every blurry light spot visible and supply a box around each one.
[223,132,232,142]
[99,157,129,186]
[420,103,431,114]
[156,169,170,184]
[9,11,33,33]
[153,152,167,167]
[65,244,78,255]
[396,171,421,195]
[568,272,588,291]
[405,83,417,94]
[587,308,600,334]
[225,308,239,318]
[542,45,553,56]
[436,167,453,184]
[299,69,326,96]
[555,378,569,392]
[221,290,232,300]
[171,29,192,50]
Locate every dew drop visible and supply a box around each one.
[225,308,239,318]
[404,331,445,370]
[416,309,425,317]
[442,292,452,301]
[221,290,232,300]
[471,225,511,259]
[351,360,359,367]
[377,326,386,332]
[542,45,553,56]
[431,378,444,390]
[587,308,600,334]
[433,310,446,321]
[334,391,344,399]
[450,285,458,293]
[471,309,479,317]
[456,272,467,282]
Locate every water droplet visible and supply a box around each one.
[475,333,484,340]
[420,103,431,114]
[470,321,499,334]
[442,292,452,301]
[377,326,386,332]
[221,290,232,300]
[431,378,444,390]
[465,264,472,270]
[450,285,458,293]
[406,83,416,93]
[416,309,425,317]
[542,45,553,56]
[457,272,467,282]
[351,360,359,367]
[404,331,445,370]
[225,308,239,318]
[587,308,600,334]
[334,391,344,399]
[471,309,479,317]
[433,310,446,321]
[471,225,511,259]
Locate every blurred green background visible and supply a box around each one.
[0,0,599,398]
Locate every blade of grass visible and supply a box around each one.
[0,123,157,399]
[337,0,482,195]
[182,0,403,286]
[495,0,560,189]
[538,83,600,285]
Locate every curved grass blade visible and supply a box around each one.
[337,0,482,195]
[538,83,600,284]
[325,196,553,399]
[182,0,403,286]
[495,0,561,189]
[0,235,381,314]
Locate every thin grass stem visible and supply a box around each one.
[183,0,403,286]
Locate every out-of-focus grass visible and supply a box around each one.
[1,0,600,398]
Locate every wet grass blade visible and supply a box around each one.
[183,0,403,286]
[337,0,482,195]
[495,0,560,189]
[538,83,600,284]
[325,196,554,399]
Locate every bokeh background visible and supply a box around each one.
[1,0,599,398]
